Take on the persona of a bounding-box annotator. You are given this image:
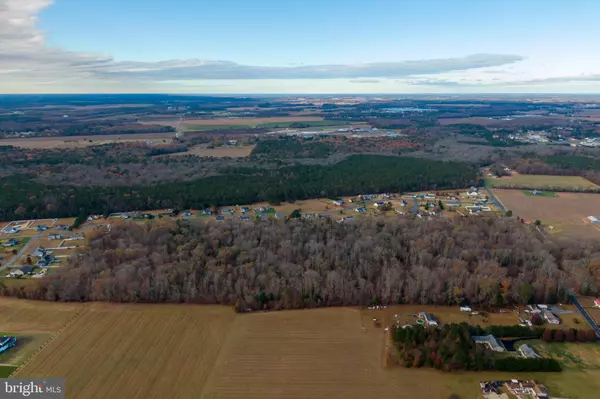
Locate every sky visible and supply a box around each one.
[1,0,600,94]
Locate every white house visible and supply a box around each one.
[460,306,472,312]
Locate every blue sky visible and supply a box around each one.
[1,0,600,93]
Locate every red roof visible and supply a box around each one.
[594,299,600,305]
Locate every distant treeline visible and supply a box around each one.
[4,217,599,309]
[0,155,476,220]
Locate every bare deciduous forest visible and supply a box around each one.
[6,218,599,309]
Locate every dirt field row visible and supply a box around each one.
[1,299,598,399]
[493,189,600,238]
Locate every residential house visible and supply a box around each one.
[5,228,20,234]
[400,200,408,207]
[202,209,212,215]
[31,247,47,258]
[240,207,250,214]
[181,210,192,217]
[216,215,225,221]
[472,334,506,352]
[48,234,62,240]
[373,201,385,208]
[446,202,460,207]
[331,199,344,206]
[418,312,438,326]
[423,193,436,199]
[518,344,541,359]
[594,298,600,308]
[19,265,34,275]
[240,215,250,221]
[354,207,367,214]
[542,310,560,325]
[221,209,234,215]
[2,239,18,247]
[459,306,472,312]
[9,270,24,278]
[36,225,48,232]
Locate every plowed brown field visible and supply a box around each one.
[6,300,600,399]
[493,189,600,238]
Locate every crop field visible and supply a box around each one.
[4,299,599,399]
[487,174,599,190]
[141,116,325,128]
[0,298,85,333]
[0,133,175,149]
[493,189,600,238]
[166,145,255,158]
[16,304,237,399]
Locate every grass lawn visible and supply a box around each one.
[522,190,559,197]
[0,366,17,378]
[519,339,600,371]
[486,174,599,190]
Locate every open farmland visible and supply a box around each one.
[0,298,84,333]
[15,304,237,399]
[493,189,600,238]
[3,300,599,399]
[487,174,599,190]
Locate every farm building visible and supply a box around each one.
[472,334,506,352]
[0,336,16,354]
[418,312,438,326]
[518,344,541,359]
[542,310,560,325]
[460,306,472,312]
[48,233,62,240]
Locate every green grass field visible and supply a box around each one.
[0,366,16,378]
[522,190,559,197]
[256,120,350,129]
[486,174,599,190]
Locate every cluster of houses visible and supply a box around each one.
[480,380,550,399]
